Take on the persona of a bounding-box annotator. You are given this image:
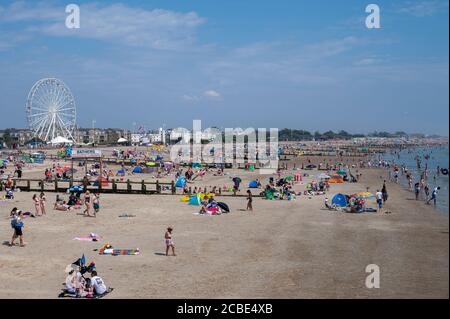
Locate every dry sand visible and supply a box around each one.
[0,156,448,299]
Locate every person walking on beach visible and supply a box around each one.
[10,210,26,247]
[165,227,176,256]
[83,190,92,217]
[246,190,253,211]
[426,186,440,207]
[381,181,388,203]
[424,184,430,201]
[40,192,47,215]
[92,193,100,216]
[414,182,420,200]
[32,194,41,216]
[375,189,383,212]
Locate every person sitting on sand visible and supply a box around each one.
[89,271,107,296]
[65,265,85,296]
[165,227,176,256]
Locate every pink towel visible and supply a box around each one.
[73,236,101,241]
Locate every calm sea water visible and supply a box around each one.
[382,145,449,214]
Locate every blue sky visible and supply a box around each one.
[0,0,448,135]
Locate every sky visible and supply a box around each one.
[0,0,448,135]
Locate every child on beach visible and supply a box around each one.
[246,190,253,211]
[165,227,176,256]
[92,193,100,216]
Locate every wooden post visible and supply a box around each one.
[99,156,103,192]
[27,180,30,191]
[171,181,175,195]
[127,179,131,193]
[54,180,58,192]
[112,179,117,192]
[156,180,160,194]
[188,186,192,195]
[40,180,44,192]
[219,187,222,195]
[141,180,146,194]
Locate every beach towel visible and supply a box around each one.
[73,235,101,241]
[99,248,140,256]
[58,287,114,299]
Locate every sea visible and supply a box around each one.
[382,145,449,215]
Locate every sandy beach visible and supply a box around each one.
[0,156,448,299]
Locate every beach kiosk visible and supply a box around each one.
[71,149,103,189]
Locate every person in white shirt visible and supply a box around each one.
[375,190,383,211]
[90,271,107,295]
[426,186,440,206]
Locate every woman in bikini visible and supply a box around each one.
[165,227,176,256]
[32,194,41,216]
[40,192,47,215]
[83,190,92,217]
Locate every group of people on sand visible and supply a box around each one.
[53,190,100,216]
[32,193,47,216]
[64,267,108,298]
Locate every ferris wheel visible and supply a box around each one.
[26,78,77,142]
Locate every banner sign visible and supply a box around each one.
[71,149,102,158]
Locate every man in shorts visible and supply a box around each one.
[375,190,383,212]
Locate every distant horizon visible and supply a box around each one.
[0,125,448,139]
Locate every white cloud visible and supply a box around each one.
[397,1,449,17]
[181,94,200,102]
[0,2,206,50]
[203,90,221,98]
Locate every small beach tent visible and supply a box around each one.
[284,175,294,181]
[117,138,128,144]
[175,177,186,188]
[328,174,344,183]
[265,189,275,200]
[132,166,143,174]
[337,169,347,176]
[332,194,348,207]
[248,181,258,188]
[192,162,202,168]
[189,194,202,206]
[217,202,230,213]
